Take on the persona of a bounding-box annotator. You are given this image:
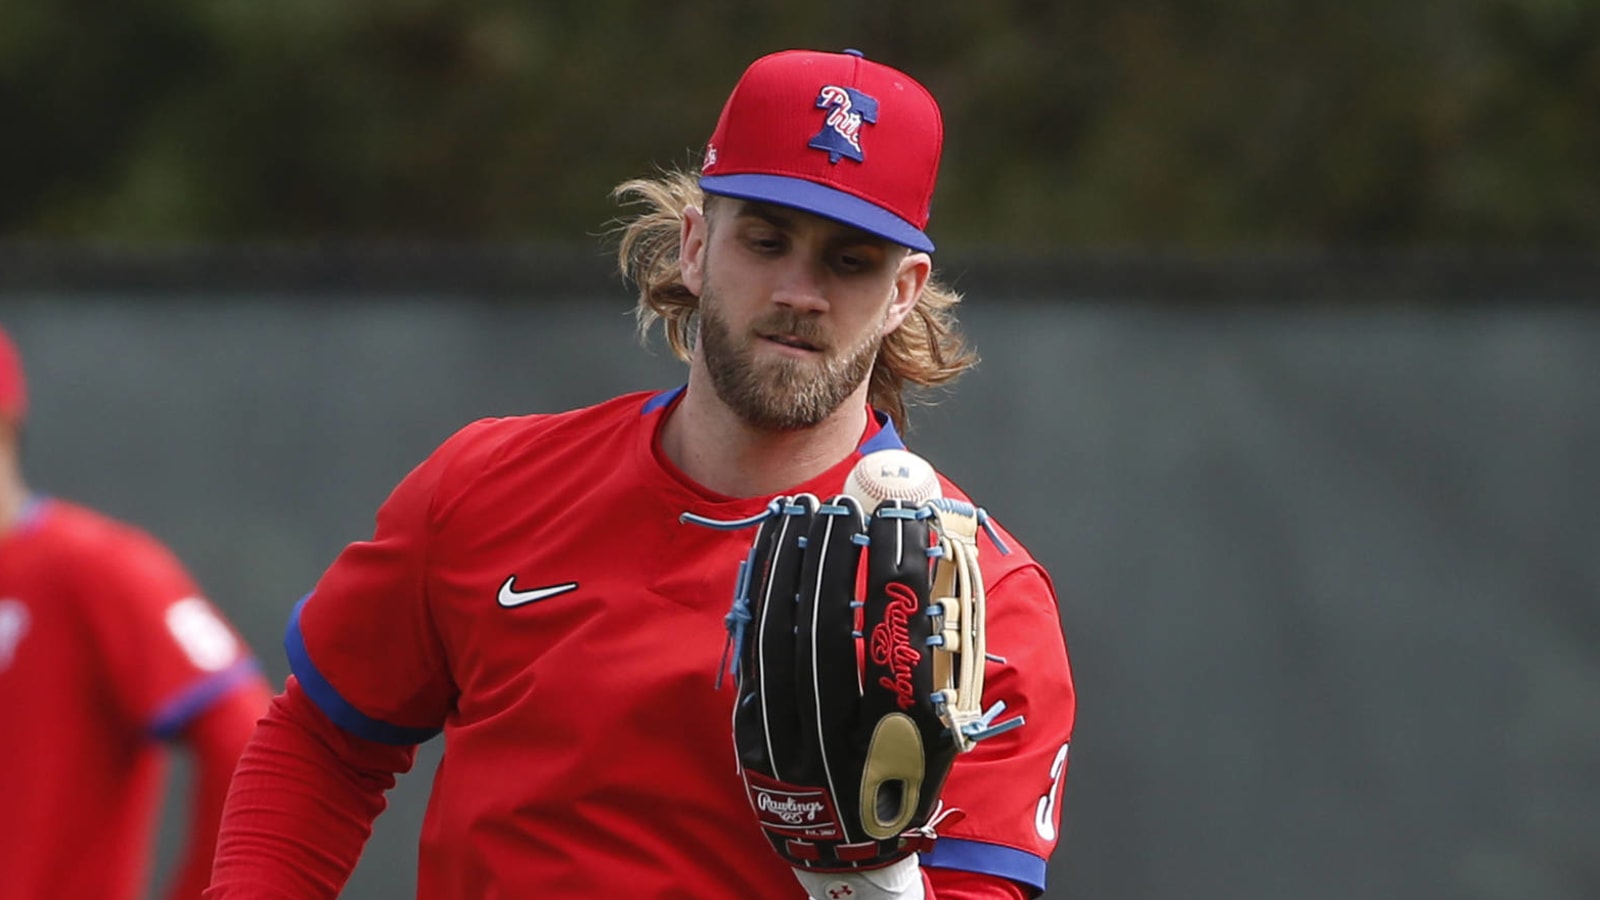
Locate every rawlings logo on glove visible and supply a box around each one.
[872,583,921,709]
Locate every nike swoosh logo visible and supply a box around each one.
[497,576,579,608]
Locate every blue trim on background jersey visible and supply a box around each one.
[858,411,904,453]
[14,493,49,534]
[147,657,263,739]
[642,385,685,414]
[922,837,1049,894]
[284,593,441,745]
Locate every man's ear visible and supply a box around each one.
[680,205,708,297]
[881,251,932,336]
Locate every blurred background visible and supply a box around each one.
[3,2,1597,898]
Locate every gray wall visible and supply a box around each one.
[2,296,1596,899]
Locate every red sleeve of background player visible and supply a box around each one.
[80,525,267,742]
[74,522,272,899]
[919,562,1076,899]
[161,679,272,900]
[283,419,501,744]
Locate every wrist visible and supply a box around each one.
[792,853,924,900]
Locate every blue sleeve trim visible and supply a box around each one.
[642,385,686,414]
[147,658,264,740]
[857,410,905,454]
[921,837,1049,894]
[284,593,441,746]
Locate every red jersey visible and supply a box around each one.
[290,388,1075,897]
[0,497,265,899]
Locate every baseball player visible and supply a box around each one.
[206,49,1075,899]
[0,324,272,900]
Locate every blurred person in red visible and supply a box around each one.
[207,49,1074,900]
[0,323,272,899]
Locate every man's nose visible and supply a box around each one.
[771,257,829,314]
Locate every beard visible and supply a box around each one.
[698,284,883,432]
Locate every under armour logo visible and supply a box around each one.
[808,85,878,164]
[825,884,856,899]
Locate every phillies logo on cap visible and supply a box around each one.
[808,85,878,164]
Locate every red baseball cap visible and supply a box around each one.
[0,325,25,424]
[699,48,944,253]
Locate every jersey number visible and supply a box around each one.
[1033,742,1070,841]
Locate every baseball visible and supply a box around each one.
[843,449,943,512]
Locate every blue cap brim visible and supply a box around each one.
[699,174,935,253]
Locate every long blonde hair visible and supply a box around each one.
[610,169,977,432]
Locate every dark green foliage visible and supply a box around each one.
[1,0,1594,247]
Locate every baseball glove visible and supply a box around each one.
[685,460,1023,873]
